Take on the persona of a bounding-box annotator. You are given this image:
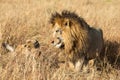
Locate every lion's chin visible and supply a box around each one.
[52,42,64,49]
[51,38,64,49]
[55,43,64,48]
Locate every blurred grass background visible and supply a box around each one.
[0,0,120,80]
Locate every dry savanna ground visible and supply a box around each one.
[0,0,120,80]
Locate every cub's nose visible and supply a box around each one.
[51,41,54,44]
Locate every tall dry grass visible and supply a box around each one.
[0,0,120,80]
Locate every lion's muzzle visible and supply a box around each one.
[51,37,64,49]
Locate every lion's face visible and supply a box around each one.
[50,19,71,49]
[51,22,64,48]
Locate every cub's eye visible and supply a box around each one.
[24,45,27,47]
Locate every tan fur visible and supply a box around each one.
[2,39,40,55]
[50,10,104,72]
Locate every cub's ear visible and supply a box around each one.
[64,19,72,27]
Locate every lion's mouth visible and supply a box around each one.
[51,37,64,49]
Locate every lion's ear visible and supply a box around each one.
[64,19,72,27]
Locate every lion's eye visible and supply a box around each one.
[55,29,62,34]
[64,22,68,26]
[64,20,72,27]
[56,30,59,32]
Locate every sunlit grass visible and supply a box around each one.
[0,0,120,80]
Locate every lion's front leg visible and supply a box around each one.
[75,56,85,72]
[68,52,87,72]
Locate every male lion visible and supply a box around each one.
[49,10,104,72]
